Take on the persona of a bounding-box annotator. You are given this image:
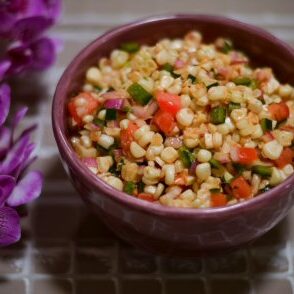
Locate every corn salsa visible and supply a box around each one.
[67,31,294,208]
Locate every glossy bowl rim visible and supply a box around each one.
[52,14,294,219]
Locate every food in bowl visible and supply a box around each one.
[67,30,294,209]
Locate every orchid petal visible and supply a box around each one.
[13,16,53,42]
[24,0,62,20]
[6,44,33,76]
[0,127,11,159]
[0,176,15,207]
[29,37,56,70]
[0,133,30,175]
[0,59,12,80]
[0,11,15,37]
[7,171,43,207]
[0,84,11,127]
[0,207,21,247]
[10,107,28,140]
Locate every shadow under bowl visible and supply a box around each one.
[52,14,294,257]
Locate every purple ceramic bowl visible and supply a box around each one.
[52,14,294,257]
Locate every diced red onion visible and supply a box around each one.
[104,98,124,110]
[189,161,198,175]
[132,100,158,120]
[81,157,97,168]
[175,59,185,69]
[230,51,248,65]
[113,149,123,162]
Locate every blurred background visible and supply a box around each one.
[1,0,294,294]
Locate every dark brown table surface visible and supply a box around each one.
[1,1,294,293]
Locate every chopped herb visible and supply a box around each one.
[178,147,195,168]
[210,188,221,194]
[123,181,136,195]
[228,102,241,113]
[233,77,258,89]
[123,105,131,113]
[127,83,153,105]
[93,118,105,127]
[261,118,273,132]
[259,185,271,193]
[109,159,123,176]
[207,82,219,89]
[96,144,108,155]
[162,63,181,78]
[252,165,272,178]
[120,41,140,53]
[188,74,197,84]
[210,106,227,124]
[233,163,246,173]
[233,77,252,86]
[209,158,222,169]
[137,181,145,193]
[222,40,233,54]
[162,63,174,73]
[105,109,117,120]
[94,85,102,92]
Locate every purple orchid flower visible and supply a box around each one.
[0,83,43,247]
[0,0,62,80]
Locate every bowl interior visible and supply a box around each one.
[53,15,294,214]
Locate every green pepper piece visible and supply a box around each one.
[127,83,153,105]
[207,82,220,89]
[210,106,227,125]
[123,181,137,195]
[105,109,117,120]
[233,77,252,86]
[252,165,272,178]
[261,118,273,132]
[228,102,241,113]
[120,42,140,53]
[178,147,195,168]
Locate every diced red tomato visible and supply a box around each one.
[68,92,99,125]
[230,147,258,165]
[273,147,294,168]
[137,193,155,202]
[153,110,176,135]
[120,122,139,155]
[211,193,228,207]
[268,102,289,122]
[230,176,252,199]
[156,91,181,116]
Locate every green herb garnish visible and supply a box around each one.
[105,109,117,120]
[93,118,105,127]
[209,158,222,169]
[188,74,197,84]
[228,102,241,113]
[120,42,140,53]
[123,181,137,195]
[261,118,273,132]
[207,82,220,89]
[222,40,233,54]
